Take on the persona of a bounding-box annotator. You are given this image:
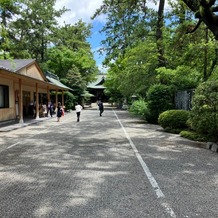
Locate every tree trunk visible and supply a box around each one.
[156,0,166,68]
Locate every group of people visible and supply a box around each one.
[47,100,104,122]
[74,100,104,122]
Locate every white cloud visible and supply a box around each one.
[55,0,105,25]
[55,0,172,25]
[54,0,172,70]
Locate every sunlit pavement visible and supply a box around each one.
[0,106,217,218]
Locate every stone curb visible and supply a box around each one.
[206,142,218,153]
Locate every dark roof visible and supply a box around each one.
[87,74,106,89]
[46,71,72,91]
[0,65,11,72]
[0,60,72,91]
[0,59,35,72]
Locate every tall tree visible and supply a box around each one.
[183,0,218,79]
[92,0,156,64]
[53,20,92,51]
[10,0,67,62]
[45,20,98,84]
[156,0,166,67]
[0,0,20,58]
[183,0,218,39]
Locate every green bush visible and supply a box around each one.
[188,80,218,141]
[180,130,209,142]
[146,84,175,123]
[129,100,149,119]
[64,92,75,111]
[158,110,190,129]
[51,91,75,111]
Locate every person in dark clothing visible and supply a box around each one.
[57,102,63,122]
[47,100,54,117]
[97,100,104,116]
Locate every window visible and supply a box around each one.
[0,85,9,108]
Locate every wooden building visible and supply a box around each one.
[0,59,70,123]
[87,74,107,102]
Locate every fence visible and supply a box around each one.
[174,89,194,111]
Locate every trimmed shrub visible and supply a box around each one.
[158,109,189,129]
[129,100,149,119]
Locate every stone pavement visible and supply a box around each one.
[0,103,114,132]
[0,117,52,132]
[0,104,216,153]
[0,107,217,218]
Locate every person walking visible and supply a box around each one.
[97,100,104,116]
[57,102,63,122]
[47,99,54,117]
[75,102,83,122]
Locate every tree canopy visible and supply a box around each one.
[92,0,218,102]
[0,0,99,97]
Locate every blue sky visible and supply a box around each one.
[55,0,107,72]
[55,0,169,72]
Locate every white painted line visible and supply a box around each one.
[162,202,177,218]
[113,110,164,198]
[113,110,176,218]
[7,142,20,149]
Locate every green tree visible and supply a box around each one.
[183,0,218,39]
[46,46,97,83]
[92,0,156,64]
[45,21,98,85]
[116,39,158,97]
[53,20,92,51]
[9,0,67,62]
[156,66,201,90]
[182,0,218,78]
[159,0,217,81]
[156,0,167,67]
[0,0,20,58]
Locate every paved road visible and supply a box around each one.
[0,106,217,218]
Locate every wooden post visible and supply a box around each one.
[35,83,39,119]
[55,89,58,111]
[19,79,24,124]
[62,90,64,107]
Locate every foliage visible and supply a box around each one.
[50,91,75,111]
[180,130,209,142]
[156,65,201,90]
[94,0,218,105]
[103,60,125,104]
[53,20,92,51]
[104,39,158,100]
[158,109,190,129]
[45,46,97,82]
[129,99,149,119]
[8,0,67,62]
[182,0,218,40]
[92,0,157,64]
[119,39,158,97]
[0,0,21,58]
[146,84,175,123]
[0,1,98,101]
[188,80,218,141]
[63,92,75,111]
